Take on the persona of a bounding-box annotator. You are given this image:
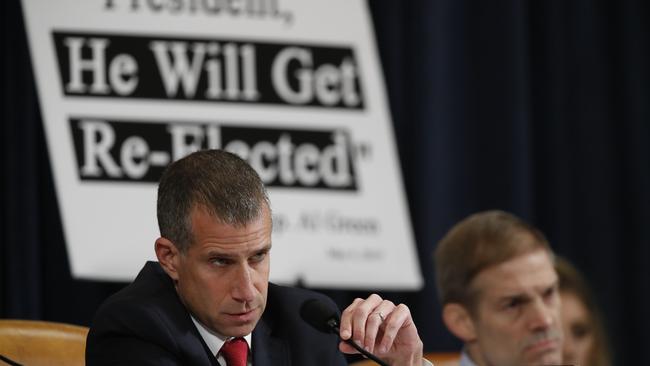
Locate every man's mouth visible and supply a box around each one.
[225,308,258,323]
[524,337,560,355]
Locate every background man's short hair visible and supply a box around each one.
[434,210,552,310]
[156,149,270,252]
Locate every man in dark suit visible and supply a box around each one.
[86,149,426,366]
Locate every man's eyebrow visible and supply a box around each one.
[205,244,272,257]
[497,293,530,303]
[541,282,559,293]
[205,251,235,258]
[252,244,273,254]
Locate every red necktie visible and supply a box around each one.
[219,337,248,366]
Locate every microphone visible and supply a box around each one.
[300,299,389,366]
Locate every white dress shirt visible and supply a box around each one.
[459,349,477,366]
[191,316,252,366]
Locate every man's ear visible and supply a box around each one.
[155,237,181,281]
[442,303,477,342]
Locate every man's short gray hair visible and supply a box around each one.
[156,149,270,252]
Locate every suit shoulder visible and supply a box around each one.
[92,262,173,319]
[88,262,189,347]
[86,263,202,364]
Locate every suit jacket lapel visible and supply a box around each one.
[252,315,290,366]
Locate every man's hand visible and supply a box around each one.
[339,294,424,366]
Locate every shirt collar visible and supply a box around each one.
[190,315,252,357]
[459,348,478,366]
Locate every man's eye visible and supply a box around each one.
[543,286,557,300]
[250,252,267,263]
[211,258,231,266]
[505,299,522,310]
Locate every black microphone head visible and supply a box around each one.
[300,298,340,334]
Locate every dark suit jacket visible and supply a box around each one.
[86,261,347,366]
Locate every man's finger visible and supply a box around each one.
[378,303,412,354]
[339,297,364,340]
[364,299,395,353]
[342,294,383,345]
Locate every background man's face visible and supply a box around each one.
[467,249,563,366]
[174,206,272,337]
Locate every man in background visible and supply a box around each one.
[434,210,563,366]
[86,149,426,366]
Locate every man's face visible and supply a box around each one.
[172,206,272,337]
[467,249,563,366]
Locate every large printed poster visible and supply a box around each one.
[21,0,422,289]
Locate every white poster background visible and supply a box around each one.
[21,0,422,289]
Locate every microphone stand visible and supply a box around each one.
[327,319,389,366]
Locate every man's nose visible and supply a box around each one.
[528,298,554,331]
[231,264,256,303]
